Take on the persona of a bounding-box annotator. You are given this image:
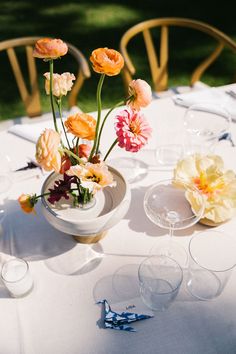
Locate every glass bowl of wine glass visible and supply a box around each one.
[183,102,231,155]
[143,178,205,267]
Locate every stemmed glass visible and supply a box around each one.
[183,103,231,155]
[144,178,205,267]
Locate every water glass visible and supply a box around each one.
[156,144,183,168]
[1,258,34,297]
[138,255,183,311]
[183,103,231,154]
[187,230,236,300]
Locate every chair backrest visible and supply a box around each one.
[0,37,91,117]
[120,18,236,92]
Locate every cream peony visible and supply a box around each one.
[174,154,236,224]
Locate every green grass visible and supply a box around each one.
[0,0,235,120]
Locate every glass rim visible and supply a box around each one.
[143,178,205,225]
[138,255,183,295]
[1,258,29,283]
[189,231,236,273]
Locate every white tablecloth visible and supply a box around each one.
[0,84,236,354]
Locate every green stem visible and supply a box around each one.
[57,98,70,150]
[49,60,59,133]
[96,99,125,155]
[63,147,84,164]
[88,74,105,161]
[76,137,79,156]
[103,138,118,161]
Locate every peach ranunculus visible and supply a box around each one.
[18,194,37,214]
[36,129,61,172]
[44,72,75,97]
[174,153,236,224]
[90,48,124,76]
[128,79,152,111]
[33,38,68,59]
[64,113,96,140]
[66,162,116,191]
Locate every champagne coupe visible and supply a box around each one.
[144,178,205,267]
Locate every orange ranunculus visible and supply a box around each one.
[90,48,124,76]
[128,79,152,111]
[33,38,68,59]
[64,113,96,140]
[18,194,36,214]
[36,129,61,172]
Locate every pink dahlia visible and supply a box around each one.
[115,108,152,152]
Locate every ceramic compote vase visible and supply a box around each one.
[41,166,131,244]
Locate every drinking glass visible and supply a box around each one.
[155,144,183,169]
[1,257,34,297]
[186,230,236,300]
[144,179,205,267]
[138,255,183,311]
[183,103,231,155]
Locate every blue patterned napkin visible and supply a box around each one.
[97,299,153,332]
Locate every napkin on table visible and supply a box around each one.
[172,88,236,122]
[97,299,153,332]
[8,106,82,144]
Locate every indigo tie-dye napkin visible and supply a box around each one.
[97,299,153,332]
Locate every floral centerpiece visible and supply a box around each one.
[18,38,152,216]
[173,153,236,225]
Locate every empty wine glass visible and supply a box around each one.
[144,178,205,267]
[183,103,231,155]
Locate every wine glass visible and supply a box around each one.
[143,178,205,267]
[183,103,231,155]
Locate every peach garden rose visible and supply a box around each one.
[36,129,61,173]
[44,72,75,97]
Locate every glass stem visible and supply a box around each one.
[168,223,175,256]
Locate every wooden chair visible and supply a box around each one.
[120,18,236,95]
[0,37,91,118]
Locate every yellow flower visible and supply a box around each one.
[36,129,61,172]
[66,162,116,191]
[174,154,236,224]
[64,113,96,140]
[33,38,68,59]
[18,194,36,214]
[90,48,124,76]
[44,72,75,97]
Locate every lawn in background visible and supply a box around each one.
[0,0,235,120]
